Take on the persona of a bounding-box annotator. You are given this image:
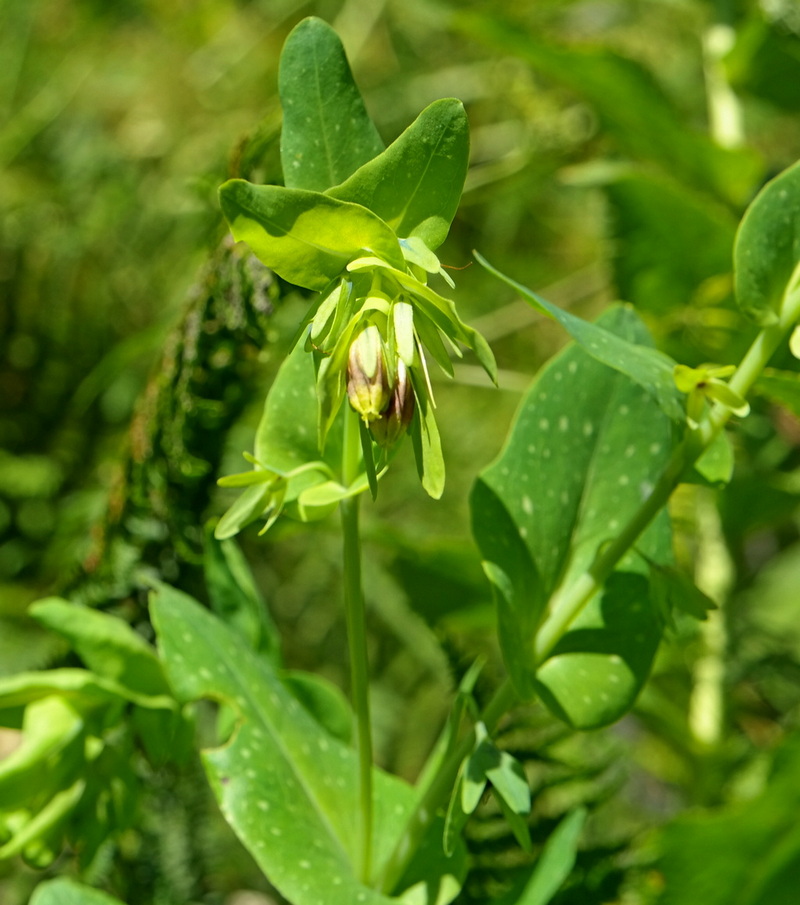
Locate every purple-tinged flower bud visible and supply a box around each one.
[370,359,415,447]
[347,325,391,422]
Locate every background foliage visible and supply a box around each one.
[2,0,800,903]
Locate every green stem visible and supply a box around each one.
[341,408,373,883]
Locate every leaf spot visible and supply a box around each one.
[519,526,528,538]
[522,495,533,515]
[539,418,550,430]
[649,442,662,455]
[568,360,578,374]
[558,416,569,431]
[300,860,311,869]
[257,800,269,811]
[200,667,212,679]
[625,445,636,457]
[543,448,552,459]
[618,475,630,486]
[619,405,630,415]
[270,826,282,836]
[241,748,252,759]
[583,422,594,437]
[609,519,619,530]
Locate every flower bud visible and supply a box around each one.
[370,359,415,447]
[347,325,391,422]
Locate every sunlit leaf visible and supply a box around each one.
[279,17,384,191]
[219,181,404,291]
[328,99,469,250]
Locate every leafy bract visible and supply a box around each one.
[151,584,465,905]
[218,181,404,291]
[328,98,469,250]
[475,253,683,421]
[734,158,800,324]
[472,307,673,727]
[279,17,384,192]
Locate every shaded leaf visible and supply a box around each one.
[30,878,126,905]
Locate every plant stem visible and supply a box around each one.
[341,408,373,883]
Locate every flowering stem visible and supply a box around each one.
[341,407,373,883]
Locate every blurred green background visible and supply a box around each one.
[3,0,800,903]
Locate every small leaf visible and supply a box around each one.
[328,99,469,250]
[219,181,404,291]
[214,483,273,540]
[734,158,800,324]
[687,430,735,487]
[280,670,352,743]
[279,17,384,191]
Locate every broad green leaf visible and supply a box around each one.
[507,807,587,905]
[457,13,761,205]
[151,584,464,905]
[29,598,168,697]
[734,158,800,324]
[476,253,683,421]
[472,307,673,726]
[279,17,384,192]
[328,99,469,250]
[219,180,404,291]
[534,572,662,728]
[203,529,281,660]
[30,878,126,905]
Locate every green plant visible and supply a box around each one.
[3,12,800,905]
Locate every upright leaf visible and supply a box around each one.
[279,17,384,191]
[734,158,800,324]
[218,181,405,291]
[472,307,673,727]
[328,99,469,250]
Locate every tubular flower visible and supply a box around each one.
[346,325,391,423]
